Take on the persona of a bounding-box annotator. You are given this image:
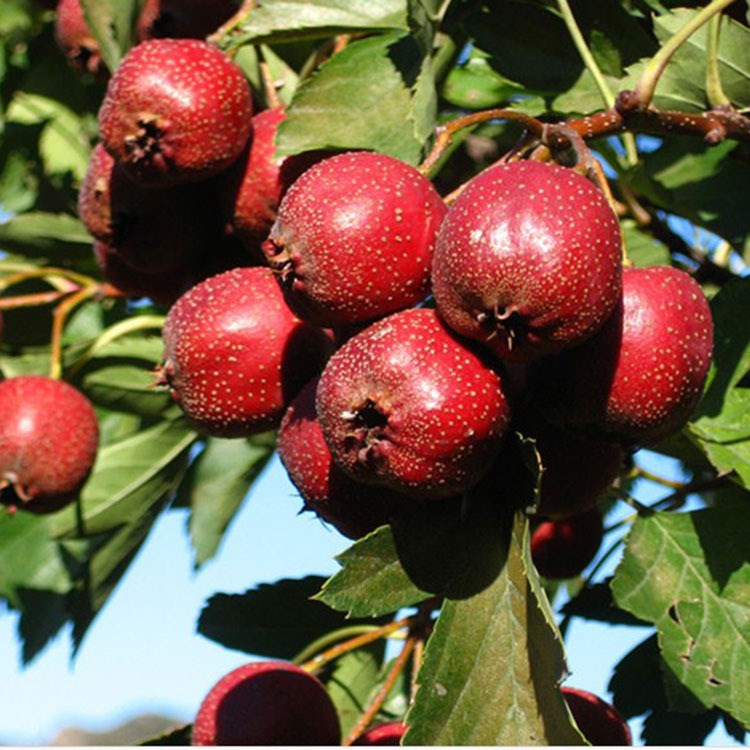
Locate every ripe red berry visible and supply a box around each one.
[0,376,99,513]
[137,0,239,41]
[79,143,221,274]
[530,507,604,580]
[159,267,333,438]
[192,661,341,746]
[353,721,407,745]
[98,39,253,186]
[562,687,632,745]
[432,160,622,362]
[316,307,511,499]
[531,265,713,447]
[278,378,403,539]
[54,0,104,75]
[263,151,447,327]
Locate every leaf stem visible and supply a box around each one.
[207,0,254,47]
[634,0,738,107]
[291,625,382,666]
[706,14,731,107]
[49,285,99,380]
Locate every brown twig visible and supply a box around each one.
[49,285,98,380]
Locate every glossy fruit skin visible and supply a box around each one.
[316,307,511,499]
[530,507,604,579]
[192,661,341,746]
[54,0,103,75]
[531,265,714,447]
[263,151,447,327]
[278,378,403,539]
[432,160,622,362]
[98,39,253,186]
[79,143,221,273]
[353,722,407,745]
[562,687,632,745]
[137,0,239,41]
[0,376,99,513]
[222,107,326,249]
[160,267,334,438]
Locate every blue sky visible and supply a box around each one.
[0,449,744,746]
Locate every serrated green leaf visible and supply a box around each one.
[276,33,428,164]
[314,525,430,618]
[622,218,672,267]
[182,434,275,568]
[561,579,650,627]
[403,512,585,746]
[230,0,409,45]
[611,507,750,726]
[79,0,140,73]
[197,576,386,659]
[0,211,92,259]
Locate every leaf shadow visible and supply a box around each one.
[691,505,750,591]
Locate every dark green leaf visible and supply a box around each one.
[622,219,671,267]
[79,0,141,73]
[276,33,431,164]
[403,512,585,745]
[611,507,750,725]
[140,724,193,746]
[197,576,387,659]
[183,433,276,569]
[561,579,650,626]
[0,211,92,259]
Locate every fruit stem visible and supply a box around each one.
[0,289,70,310]
[633,0,738,108]
[292,625,384,666]
[0,266,93,294]
[49,285,99,380]
[419,109,545,177]
[342,636,418,746]
[706,14,731,108]
[556,0,639,166]
[64,314,167,380]
[635,467,686,490]
[298,615,413,675]
[258,57,282,109]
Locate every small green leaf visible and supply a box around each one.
[197,576,386,659]
[0,211,92,259]
[404,512,585,746]
[79,0,140,73]
[182,434,275,568]
[315,525,431,618]
[611,507,750,726]
[622,219,671,268]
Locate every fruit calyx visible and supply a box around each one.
[123,115,172,171]
[341,396,392,468]
[476,303,528,355]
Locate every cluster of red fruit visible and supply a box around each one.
[190,660,632,746]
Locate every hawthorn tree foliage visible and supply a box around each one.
[0,0,749,745]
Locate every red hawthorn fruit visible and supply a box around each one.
[263,151,447,327]
[353,722,408,745]
[431,160,622,362]
[530,507,604,579]
[98,39,253,186]
[136,0,240,41]
[562,687,632,745]
[54,0,104,75]
[0,376,99,513]
[191,661,341,746]
[316,307,511,499]
[277,378,404,539]
[159,267,334,438]
[531,265,714,447]
[79,143,221,274]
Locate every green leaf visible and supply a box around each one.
[0,211,92,259]
[622,218,671,267]
[230,0,409,44]
[561,579,650,627]
[79,0,141,73]
[315,525,431,618]
[276,33,431,164]
[611,507,750,726]
[689,276,750,487]
[403,512,585,746]
[197,576,385,659]
[182,433,275,568]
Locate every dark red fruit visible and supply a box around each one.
[562,687,632,745]
[263,152,447,327]
[192,661,341,746]
[432,160,622,362]
[54,0,104,75]
[98,39,253,186]
[0,375,99,513]
[316,307,511,499]
[278,378,403,539]
[353,722,407,745]
[137,0,239,41]
[159,267,334,438]
[222,107,326,249]
[531,265,714,447]
[79,143,221,273]
[530,507,604,579]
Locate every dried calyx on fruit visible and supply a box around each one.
[54,0,104,75]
